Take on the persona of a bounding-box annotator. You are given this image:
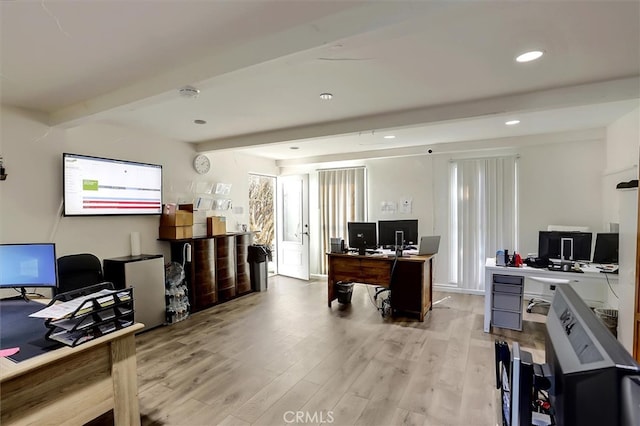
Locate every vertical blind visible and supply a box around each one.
[318,167,366,274]
[449,156,517,291]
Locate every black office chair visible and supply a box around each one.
[56,253,104,296]
[525,276,576,314]
[374,286,392,317]
[374,257,399,318]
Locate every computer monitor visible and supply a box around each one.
[545,284,640,426]
[592,233,619,264]
[538,231,592,262]
[378,219,418,248]
[347,222,377,254]
[0,243,58,297]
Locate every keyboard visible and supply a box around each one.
[596,265,619,274]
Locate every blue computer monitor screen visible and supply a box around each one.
[378,219,418,247]
[0,243,58,288]
[592,233,619,264]
[347,222,377,250]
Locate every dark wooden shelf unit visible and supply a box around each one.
[165,232,253,312]
[193,238,217,308]
[216,235,237,302]
[236,233,251,296]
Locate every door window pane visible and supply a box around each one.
[283,179,302,243]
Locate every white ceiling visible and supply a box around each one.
[2,1,639,164]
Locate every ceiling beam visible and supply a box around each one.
[196,77,639,153]
[275,128,606,170]
[47,2,438,128]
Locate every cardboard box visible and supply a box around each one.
[160,203,194,227]
[207,216,227,236]
[159,226,193,240]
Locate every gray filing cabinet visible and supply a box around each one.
[103,254,166,332]
[491,274,524,331]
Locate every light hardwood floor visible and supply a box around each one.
[134,276,546,426]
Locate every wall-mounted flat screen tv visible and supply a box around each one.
[63,153,162,216]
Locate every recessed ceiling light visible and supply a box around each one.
[290,146,299,150]
[515,50,544,63]
[319,93,333,100]
[179,85,200,98]
[505,120,520,126]
[194,119,207,125]
[384,135,396,139]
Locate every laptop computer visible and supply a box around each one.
[418,236,440,255]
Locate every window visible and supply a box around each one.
[449,156,518,291]
[318,167,366,273]
[248,174,276,272]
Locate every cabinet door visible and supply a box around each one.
[194,238,217,309]
[359,258,392,286]
[391,261,423,313]
[216,236,237,301]
[124,257,165,330]
[329,255,362,283]
[236,234,251,295]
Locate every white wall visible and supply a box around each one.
[364,155,443,281]
[517,137,606,256]
[605,106,640,352]
[4,100,632,325]
[367,138,607,288]
[365,156,436,233]
[166,150,278,236]
[0,106,277,296]
[289,133,609,289]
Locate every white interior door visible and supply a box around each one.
[276,174,309,280]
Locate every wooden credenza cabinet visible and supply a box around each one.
[193,238,217,308]
[216,235,237,302]
[165,232,252,312]
[236,234,251,295]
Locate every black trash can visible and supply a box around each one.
[335,281,355,304]
[248,245,271,291]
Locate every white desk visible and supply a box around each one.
[483,258,618,332]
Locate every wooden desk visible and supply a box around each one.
[327,253,433,321]
[0,323,143,425]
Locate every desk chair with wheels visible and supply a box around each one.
[526,276,576,313]
[374,254,401,317]
[374,286,392,317]
[56,253,104,297]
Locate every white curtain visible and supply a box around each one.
[449,156,517,291]
[319,167,366,274]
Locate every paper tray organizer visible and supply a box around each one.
[44,282,134,347]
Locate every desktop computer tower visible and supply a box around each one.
[495,340,534,426]
[330,238,344,253]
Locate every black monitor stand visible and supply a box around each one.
[12,287,30,302]
[358,247,366,256]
